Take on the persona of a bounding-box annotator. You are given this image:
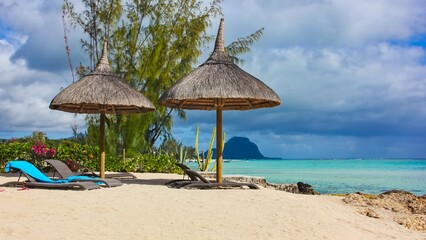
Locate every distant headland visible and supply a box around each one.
[204,136,282,160]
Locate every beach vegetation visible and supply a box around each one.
[157,137,195,163]
[225,27,264,65]
[104,153,179,173]
[62,0,264,162]
[0,140,32,169]
[55,140,99,171]
[0,136,180,174]
[63,0,222,158]
[195,126,226,171]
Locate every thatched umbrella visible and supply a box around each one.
[50,41,155,178]
[159,19,281,183]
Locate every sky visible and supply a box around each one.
[0,0,425,158]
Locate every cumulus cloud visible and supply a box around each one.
[0,0,85,72]
[220,0,426,48]
[171,0,426,157]
[1,0,425,157]
[0,27,85,138]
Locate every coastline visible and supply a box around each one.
[192,158,426,196]
[1,172,425,240]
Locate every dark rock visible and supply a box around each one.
[381,190,415,196]
[297,182,319,195]
[267,183,300,194]
[265,182,319,195]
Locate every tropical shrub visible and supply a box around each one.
[0,138,181,174]
[31,143,56,160]
[104,154,180,173]
[0,141,32,170]
[29,142,57,169]
[137,154,181,173]
[195,127,226,172]
[55,140,98,170]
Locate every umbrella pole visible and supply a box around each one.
[216,109,223,184]
[100,113,106,179]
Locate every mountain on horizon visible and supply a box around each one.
[202,136,280,160]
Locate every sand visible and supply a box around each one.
[0,173,425,240]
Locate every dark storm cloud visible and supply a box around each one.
[1,0,84,73]
[1,0,426,157]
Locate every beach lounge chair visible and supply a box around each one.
[165,163,192,185]
[169,169,259,190]
[1,160,100,190]
[175,162,191,173]
[65,160,137,180]
[44,159,122,187]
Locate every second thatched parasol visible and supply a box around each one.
[159,18,281,183]
[50,41,155,178]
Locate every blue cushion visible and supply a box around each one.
[5,160,68,183]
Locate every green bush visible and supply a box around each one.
[0,139,181,174]
[55,140,99,170]
[0,139,98,173]
[104,154,181,174]
[0,141,32,170]
[105,155,139,172]
[136,154,181,173]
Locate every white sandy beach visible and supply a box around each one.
[0,173,424,240]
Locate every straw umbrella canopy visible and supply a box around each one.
[159,18,281,183]
[50,41,155,178]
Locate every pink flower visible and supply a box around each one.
[31,144,56,159]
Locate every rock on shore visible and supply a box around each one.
[265,181,320,195]
[343,190,426,232]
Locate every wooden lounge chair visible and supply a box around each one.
[44,159,122,187]
[1,160,100,190]
[169,169,259,190]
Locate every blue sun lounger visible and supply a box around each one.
[44,159,122,187]
[2,160,100,190]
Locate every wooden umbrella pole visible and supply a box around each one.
[100,113,106,179]
[216,108,223,184]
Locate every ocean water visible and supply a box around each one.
[188,159,426,195]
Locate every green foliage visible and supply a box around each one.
[31,131,46,144]
[0,138,98,172]
[158,136,193,163]
[226,27,264,65]
[104,155,139,172]
[210,131,226,172]
[136,154,180,173]
[179,146,186,164]
[63,0,264,162]
[195,127,226,172]
[0,137,181,174]
[104,153,180,173]
[64,0,222,158]
[0,141,32,169]
[55,140,99,171]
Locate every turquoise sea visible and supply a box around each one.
[188,159,426,195]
